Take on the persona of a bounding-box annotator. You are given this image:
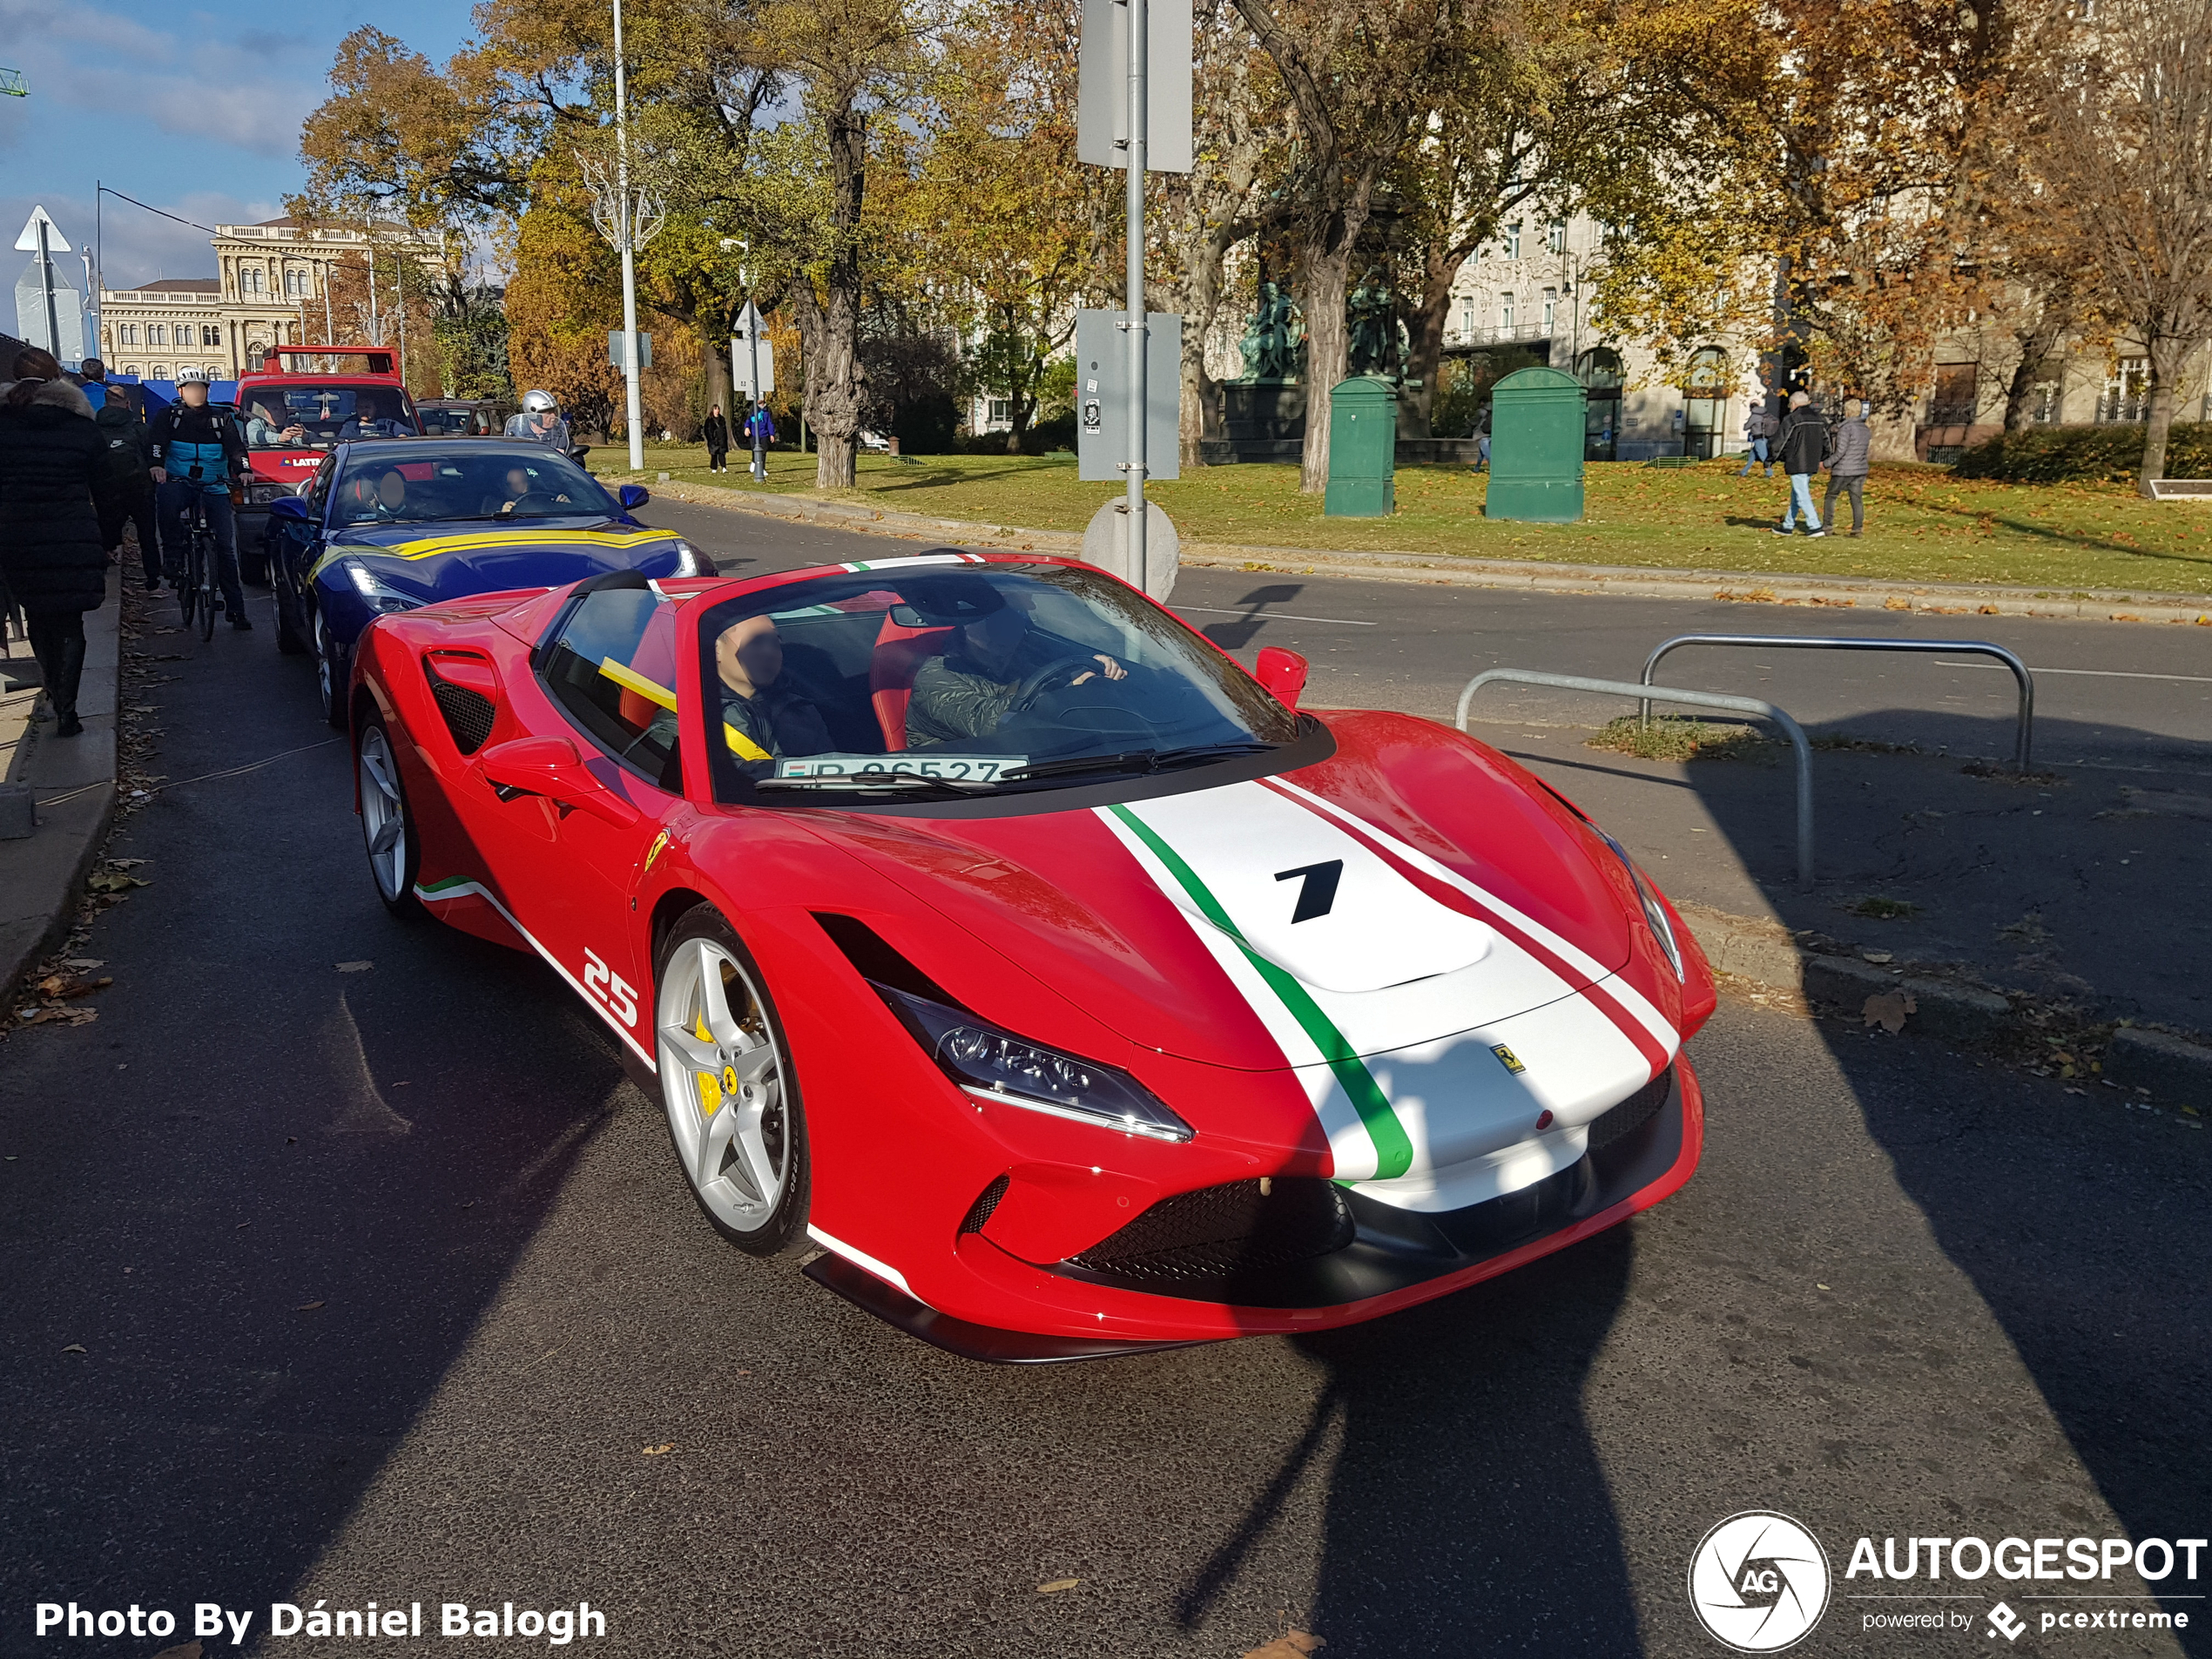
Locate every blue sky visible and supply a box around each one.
[0,0,475,293]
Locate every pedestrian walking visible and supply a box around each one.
[1772,391,1828,538]
[0,347,108,738]
[1738,396,1777,476]
[1823,396,1871,537]
[703,404,730,473]
[87,368,161,588]
[744,402,775,480]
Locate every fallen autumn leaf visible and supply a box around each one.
[1036,1579,1080,1595]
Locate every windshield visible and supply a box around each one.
[241,382,418,450]
[694,558,1301,806]
[418,406,492,435]
[330,446,617,527]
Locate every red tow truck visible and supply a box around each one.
[235,347,422,577]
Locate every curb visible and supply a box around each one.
[640,477,2212,624]
[0,570,122,1003]
[1674,901,2212,1116]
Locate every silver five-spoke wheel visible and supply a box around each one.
[355,719,422,919]
[656,923,799,1245]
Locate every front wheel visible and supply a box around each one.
[314,610,347,729]
[355,718,423,920]
[653,907,809,1255]
[273,576,307,655]
[195,544,217,643]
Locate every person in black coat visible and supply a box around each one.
[703,404,730,473]
[0,348,107,736]
[84,363,161,589]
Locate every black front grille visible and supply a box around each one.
[1069,1177,1353,1285]
[959,1173,1009,1236]
[1588,1065,1673,1153]
[428,671,496,755]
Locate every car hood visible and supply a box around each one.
[320,519,683,603]
[809,711,1644,1071]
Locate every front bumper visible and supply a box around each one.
[809,1061,1703,1360]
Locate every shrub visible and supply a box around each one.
[1952,421,2212,484]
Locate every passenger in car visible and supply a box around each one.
[903,580,1124,749]
[715,615,833,764]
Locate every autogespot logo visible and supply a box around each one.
[1689,1512,1834,1652]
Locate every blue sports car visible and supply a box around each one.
[265,438,710,725]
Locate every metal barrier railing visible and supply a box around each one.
[1639,634,2036,771]
[1456,668,1816,886]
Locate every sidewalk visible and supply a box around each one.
[637,477,2212,625]
[0,570,120,1001]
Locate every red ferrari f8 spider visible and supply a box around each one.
[347,551,1715,1360]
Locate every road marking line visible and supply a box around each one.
[1177,605,1376,626]
[1934,660,2212,685]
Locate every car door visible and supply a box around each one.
[463,582,688,1055]
[273,454,335,635]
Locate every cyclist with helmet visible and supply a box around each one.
[504,389,572,455]
[146,369,251,629]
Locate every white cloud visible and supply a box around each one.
[0,0,322,158]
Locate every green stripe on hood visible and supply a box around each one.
[1107,802,1414,1180]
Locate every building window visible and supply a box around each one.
[1929,362,1979,425]
[151,365,169,380]
[1548,220,1567,253]
[1500,293,1515,330]
[2098,357,2148,423]
[1460,300,1475,339]
[1542,288,1557,333]
[202,325,221,346]
[2032,382,2060,424]
[988,398,1011,423]
[118,323,138,346]
[124,365,140,376]
[148,324,166,347]
[1504,223,1521,260]
[244,268,263,295]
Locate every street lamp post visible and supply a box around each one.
[579,0,665,473]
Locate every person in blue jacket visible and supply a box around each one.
[145,369,252,628]
[744,402,775,479]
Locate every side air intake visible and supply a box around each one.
[427,664,496,754]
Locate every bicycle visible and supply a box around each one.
[174,467,233,643]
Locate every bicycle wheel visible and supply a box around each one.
[178,544,199,628]
[196,536,217,642]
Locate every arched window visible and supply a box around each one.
[1575,347,1626,388]
[151,364,169,380]
[149,323,167,346]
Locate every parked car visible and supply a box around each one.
[416,398,512,437]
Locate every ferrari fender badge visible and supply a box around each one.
[642,829,672,876]
[1491,1043,1527,1075]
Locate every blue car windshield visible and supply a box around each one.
[331,446,617,527]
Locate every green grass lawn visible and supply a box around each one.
[595,444,2212,597]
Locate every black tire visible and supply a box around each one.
[273,579,307,655]
[240,551,269,586]
[314,611,347,729]
[354,717,425,921]
[652,905,810,1256]
[196,560,217,643]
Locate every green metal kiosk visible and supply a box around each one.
[1485,366,1587,523]
[1324,376,1398,517]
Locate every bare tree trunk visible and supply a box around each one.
[1298,221,1362,493]
[2140,336,2184,495]
[795,101,868,490]
[1402,274,1454,439]
[2000,298,2068,430]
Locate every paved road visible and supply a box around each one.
[2,505,2207,1658]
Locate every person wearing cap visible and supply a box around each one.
[145,368,252,627]
[903,577,1125,749]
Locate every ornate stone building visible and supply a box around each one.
[97,218,441,381]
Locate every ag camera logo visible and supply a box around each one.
[1689,1511,1832,1652]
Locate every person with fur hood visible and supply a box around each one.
[0,347,107,736]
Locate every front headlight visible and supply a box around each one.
[1596,830,1684,980]
[873,982,1194,1143]
[669,539,707,577]
[342,560,423,616]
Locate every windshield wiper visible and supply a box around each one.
[998,741,1277,785]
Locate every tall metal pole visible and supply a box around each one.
[395,252,408,392]
[1124,0,1148,593]
[323,257,334,348]
[614,0,645,473]
[36,218,60,360]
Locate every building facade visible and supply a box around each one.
[97,218,442,381]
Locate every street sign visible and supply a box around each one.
[13,204,62,253]
[607,330,652,368]
[1075,309,1181,482]
[732,337,775,401]
[1076,0,1192,172]
[732,301,767,341]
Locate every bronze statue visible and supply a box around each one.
[1346,267,1407,381]
[1238,280,1305,383]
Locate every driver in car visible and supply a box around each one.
[903,577,1124,750]
[716,615,832,765]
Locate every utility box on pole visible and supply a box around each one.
[1323,377,1398,516]
[1075,309,1180,482]
[1485,367,1587,523]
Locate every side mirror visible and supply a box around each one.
[1255,646,1310,711]
[268,496,312,523]
[475,736,640,827]
[617,483,651,511]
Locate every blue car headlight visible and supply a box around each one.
[341,559,423,616]
[873,982,1193,1143]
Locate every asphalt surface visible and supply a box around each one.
[2,501,2207,1659]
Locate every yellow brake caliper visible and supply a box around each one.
[695,1011,722,1116]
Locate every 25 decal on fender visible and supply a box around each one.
[583,948,639,1027]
